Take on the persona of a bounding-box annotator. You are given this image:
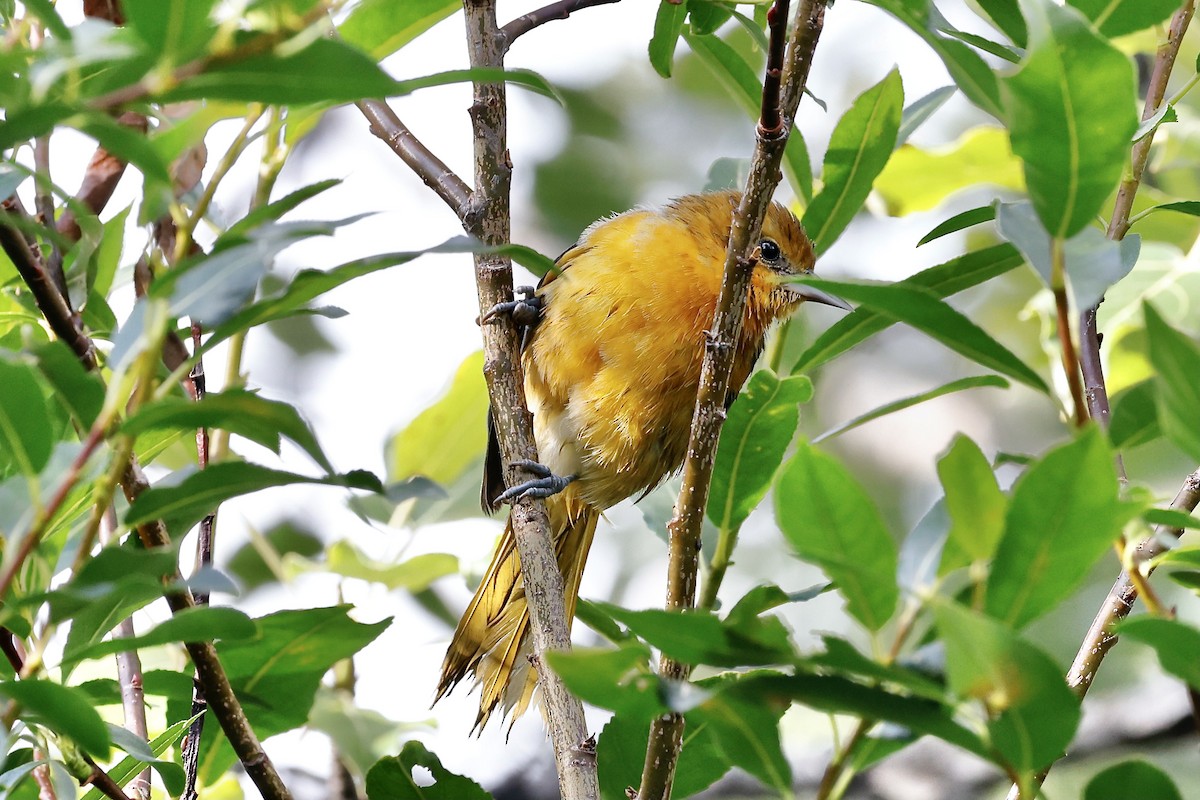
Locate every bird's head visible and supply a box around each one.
[753,201,851,317]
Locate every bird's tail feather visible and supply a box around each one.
[436,502,598,731]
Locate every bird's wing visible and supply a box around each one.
[480,241,589,511]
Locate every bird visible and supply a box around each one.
[436,190,849,730]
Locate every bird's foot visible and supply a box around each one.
[496,459,576,505]
[480,286,543,329]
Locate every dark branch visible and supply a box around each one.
[0,202,97,369]
[637,2,827,799]
[356,100,473,215]
[499,0,621,49]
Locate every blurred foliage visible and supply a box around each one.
[2,1,1200,799]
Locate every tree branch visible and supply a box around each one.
[499,0,621,50]
[1080,0,1195,431]
[355,100,472,215]
[118,462,295,800]
[637,2,826,798]
[0,205,97,369]
[460,2,597,798]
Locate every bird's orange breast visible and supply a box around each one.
[523,207,776,511]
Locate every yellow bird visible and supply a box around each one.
[436,190,848,730]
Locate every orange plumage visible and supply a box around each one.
[437,190,842,729]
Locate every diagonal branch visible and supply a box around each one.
[637,2,827,798]
[0,204,97,369]
[499,0,621,50]
[355,100,472,215]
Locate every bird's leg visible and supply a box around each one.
[496,458,577,505]
[480,285,543,328]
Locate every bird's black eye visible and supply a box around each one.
[759,238,782,263]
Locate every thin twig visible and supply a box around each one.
[499,0,621,50]
[1080,0,1196,433]
[637,2,826,798]
[118,461,294,800]
[355,100,472,215]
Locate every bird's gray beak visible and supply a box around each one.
[794,284,853,312]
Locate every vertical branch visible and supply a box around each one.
[1081,0,1195,432]
[637,3,826,799]
[102,507,152,800]
[461,3,598,799]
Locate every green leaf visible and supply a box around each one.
[80,715,198,800]
[389,351,488,486]
[793,277,1049,393]
[65,607,257,667]
[803,69,903,253]
[111,228,296,369]
[683,30,813,200]
[1139,200,1200,220]
[598,712,728,800]
[876,127,1023,215]
[934,600,1079,773]
[792,243,1023,373]
[995,201,1140,309]
[0,680,110,757]
[1118,617,1200,687]
[1133,104,1177,143]
[589,601,795,668]
[1068,0,1180,38]
[125,462,382,536]
[1001,0,1137,238]
[339,0,459,60]
[976,0,1027,46]
[149,37,396,104]
[1142,509,1200,531]
[34,341,105,429]
[776,444,898,631]
[809,635,948,701]
[815,375,1008,443]
[918,205,996,246]
[192,606,390,782]
[1144,303,1200,463]
[733,671,991,759]
[936,434,1007,574]
[89,204,130,299]
[897,85,955,146]
[0,358,53,477]
[1109,379,1159,449]
[366,741,491,800]
[77,114,171,185]
[123,389,332,472]
[985,427,1136,628]
[692,688,791,794]
[860,0,1003,119]
[223,178,342,241]
[649,0,689,78]
[940,27,1020,62]
[287,541,458,591]
[202,239,489,353]
[122,0,218,62]
[547,642,663,721]
[708,370,811,535]
[688,1,734,35]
